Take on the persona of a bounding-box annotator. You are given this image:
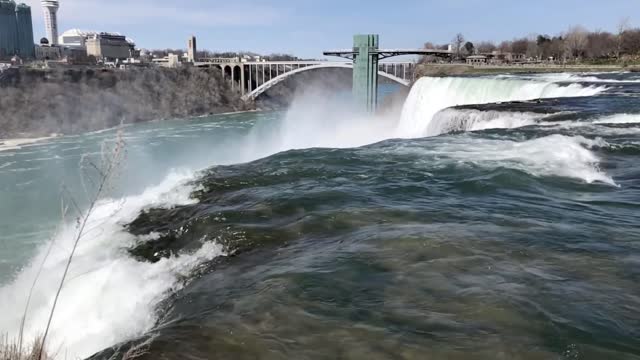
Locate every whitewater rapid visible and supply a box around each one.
[0,74,630,359]
[0,171,225,357]
[399,76,606,137]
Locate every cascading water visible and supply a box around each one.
[427,109,543,135]
[1,73,637,360]
[398,76,606,137]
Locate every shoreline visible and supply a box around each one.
[0,135,59,152]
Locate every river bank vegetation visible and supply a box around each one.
[424,21,640,65]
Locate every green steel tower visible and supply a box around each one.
[325,35,452,113]
[352,34,379,113]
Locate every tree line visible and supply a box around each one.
[425,19,640,64]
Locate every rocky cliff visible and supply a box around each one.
[0,67,248,138]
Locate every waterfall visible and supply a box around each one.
[398,76,606,137]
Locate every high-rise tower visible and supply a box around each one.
[16,3,34,57]
[0,0,18,57]
[187,35,197,63]
[40,0,58,45]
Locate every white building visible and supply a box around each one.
[59,29,137,48]
[466,55,488,65]
[40,0,59,45]
[58,29,136,61]
[152,53,182,68]
[58,28,88,48]
[85,33,135,61]
[59,29,135,49]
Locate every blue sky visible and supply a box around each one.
[22,0,638,58]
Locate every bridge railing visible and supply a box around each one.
[196,59,417,98]
[198,57,241,63]
[242,62,416,100]
[378,62,416,81]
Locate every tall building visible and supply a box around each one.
[0,0,18,58]
[15,3,34,57]
[0,0,34,59]
[187,35,197,63]
[41,0,59,45]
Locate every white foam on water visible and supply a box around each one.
[435,134,616,185]
[537,114,640,135]
[428,109,542,136]
[0,170,225,359]
[454,134,616,186]
[592,113,640,124]
[491,72,640,83]
[399,77,606,137]
[534,73,640,84]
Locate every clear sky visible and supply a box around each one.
[22,0,638,58]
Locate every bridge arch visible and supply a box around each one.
[243,63,410,100]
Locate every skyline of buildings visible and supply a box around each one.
[0,0,138,62]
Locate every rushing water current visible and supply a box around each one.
[1,73,640,359]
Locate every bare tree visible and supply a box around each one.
[476,41,496,54]
[550,36,566,62]
[423,42,436,49]
[526,39,539,59]
[617,17,630,58]
[512,38,529,55]
[565,25,589,59]
[420,42,443,63]
[498,40,513,53]
[425,23,638,65]
[622,29,640,55]
[453,33,465,59]
[264,54,300,61]
[586,31,616,58]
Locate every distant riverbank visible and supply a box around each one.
[416,63,636,76]
[0,67,249,138]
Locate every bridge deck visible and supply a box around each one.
[194,60,416,66]
[324,48,452,59]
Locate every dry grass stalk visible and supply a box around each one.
[38,129,126,360]
[0,335,48,360]
[4,127,127,360]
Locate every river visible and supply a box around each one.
[1,72,639,359]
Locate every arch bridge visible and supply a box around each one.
[196,34,453,111]
[195,59,417,101]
